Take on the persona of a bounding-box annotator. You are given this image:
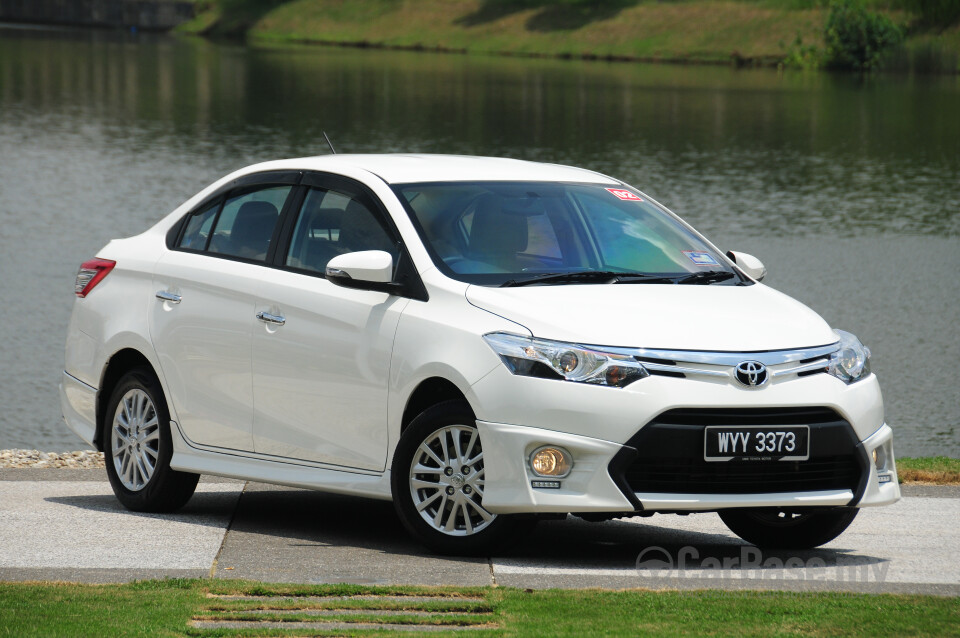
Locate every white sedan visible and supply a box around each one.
[61,154,899,554]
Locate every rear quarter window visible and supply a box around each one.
[178,201,219,251]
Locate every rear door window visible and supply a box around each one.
[207,186,292,262]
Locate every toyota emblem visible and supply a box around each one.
[735,361,768,387]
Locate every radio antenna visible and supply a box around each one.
[323,131,337,155]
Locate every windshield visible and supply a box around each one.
[394,182,739,287]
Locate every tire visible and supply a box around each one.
[103,367,199,513]
[391,401,532,555]
[719,507,859,549]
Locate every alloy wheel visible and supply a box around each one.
[110,388,161,491]
[408,425,495,536]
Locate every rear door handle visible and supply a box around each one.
[155,291,181,304]
[256,311,286,326]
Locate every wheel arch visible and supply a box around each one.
[95,348,161,451]
[400,377,474,437]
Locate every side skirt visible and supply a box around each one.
[168,420,393,501]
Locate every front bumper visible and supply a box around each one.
[470,355,900,514]
[476,418,900,515]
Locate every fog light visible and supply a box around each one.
[530,446,572,477]
[872,446,887,471]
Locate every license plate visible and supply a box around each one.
[704,425,810,461]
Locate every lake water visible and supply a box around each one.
[0,25,957,455]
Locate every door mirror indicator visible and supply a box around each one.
[325,250,404,294]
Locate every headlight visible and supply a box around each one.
[483,332,649,388]
[828,330,872,384]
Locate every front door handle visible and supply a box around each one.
[155,291,181,304]
[256,311,286,326]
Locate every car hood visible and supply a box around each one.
[465,283,838,352]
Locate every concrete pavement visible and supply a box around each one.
[1,469,957,595]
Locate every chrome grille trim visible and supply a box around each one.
[607,342,839,366]
[596,342,840,383]
[642,362,728,377]
[771,358,831,378]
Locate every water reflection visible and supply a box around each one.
[0,25,956,453]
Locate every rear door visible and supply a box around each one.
[149,175,297,451]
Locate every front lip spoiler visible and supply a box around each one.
[633,490,855,512]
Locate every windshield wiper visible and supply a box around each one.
[612,274,681,285]
[500,271,687,287]
[500,270,738,287]
[675,270,737,285]
[500,271,627,287]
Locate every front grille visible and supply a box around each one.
[635,357,686,379]
[612,407,866,497]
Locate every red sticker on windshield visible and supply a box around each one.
[606,188,643,201]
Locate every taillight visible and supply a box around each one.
[75,258,116,297]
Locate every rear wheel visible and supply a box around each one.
[103,367,199,512]
[719,507,859,549]
[391,401,532,555]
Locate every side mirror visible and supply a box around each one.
[726,250,767,282]
[325,250,402,294]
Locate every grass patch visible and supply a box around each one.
[898,456,960,484]
[501,588,960,637]
[183,0,959,71]
[0,578,203,637]
[1,579,958,637]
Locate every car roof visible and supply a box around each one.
[252,154,620,185]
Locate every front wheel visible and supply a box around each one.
[391,401,531,555]
[103,367,199,512]
[719,507,859,549]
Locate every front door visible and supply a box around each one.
[251,179,409,471]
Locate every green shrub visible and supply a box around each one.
[901,0,960,28]
[824,0,904,70]
[906,39,960,72]
[781,33,823,69]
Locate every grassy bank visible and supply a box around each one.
[898,456,960,485]
[2,579,958,637]
[179,0,960,71]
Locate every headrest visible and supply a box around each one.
[309,207,343,231]
[231,201,279,246]
[469,194,528,256]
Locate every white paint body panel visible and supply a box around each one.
[469,361,887,444]
[58,154,899,523]
[478,421,635,513]
[466,283,837,352]
[149,250,257,451]
[251,268,408,471]
[60,372,97,446]
[857,424,900,507]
